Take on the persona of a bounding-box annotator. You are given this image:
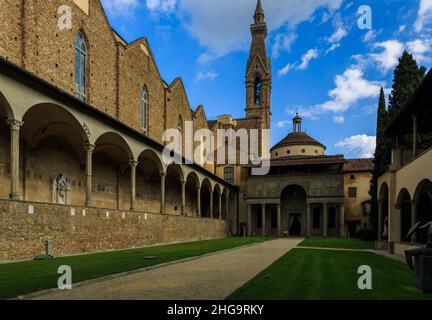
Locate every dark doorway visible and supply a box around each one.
[289,214,301,236]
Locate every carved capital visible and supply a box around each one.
[160,171,166,178]
[129,159,138,168]
[83,143,95,153]
[6,119,24,130]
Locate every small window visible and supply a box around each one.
[75,32,87,102]
[350,175,356,180]
[348,187,357,198]
[302,149,306,154]
[287,150,291,154]
[224,166,234,184]
[141,87,148,131]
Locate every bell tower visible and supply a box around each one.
[245,0,271,130]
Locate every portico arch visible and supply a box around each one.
[21,103,89,205]
[378,183,389,241]
[136,149,164,214]
[413,179,432,244]
[0,92,15,199]
[93,132,133,210]
[165,163,184,215]
[185,171,200,216]
[201,178,212,218]
[397,188,412,243]
[213,184,222,219]
[280,185,307,236]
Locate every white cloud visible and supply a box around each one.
[325,27,348,53]
[335,134,376,158]
[277,48,318,76]
[276,120,291,128]
[102,0,139,16]
[196,71,219,81]
[146,0,177,14]
[319,67,383,113]
[362,29,382,42]
[333,115,345,124]
[415,0,432,32]
[407,39,432,64]
[299,49,319,70]
[370,40,405,73]
[178,0,343,62]
[398,25,406,33]
[272,32,298,58]
[278,63,295,77]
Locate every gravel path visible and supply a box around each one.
[29,238,302,300]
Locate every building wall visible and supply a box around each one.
[344,171,372,221]
[271,145,325,158]
[0,199,229,262]
[0,0,22,64]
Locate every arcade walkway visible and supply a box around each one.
[28,238,302,300]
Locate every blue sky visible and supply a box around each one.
[101,0,432,158]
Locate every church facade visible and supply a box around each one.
[0,0,373,262]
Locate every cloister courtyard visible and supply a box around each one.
[1,236,431,300]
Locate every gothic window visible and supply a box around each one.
[141,87,148,131]
[254,77,262,105]
[349,187,357,198]
[75,32,87,102]
[224,166,234,184]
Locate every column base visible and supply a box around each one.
[9,193,21,201]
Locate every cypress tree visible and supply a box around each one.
[388,51,426,119]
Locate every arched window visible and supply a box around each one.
[75,32,87,102]
[254,77,262,105]
[224,166,234,184]
[141,87,148,132]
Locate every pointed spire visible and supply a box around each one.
[254,0,265,23]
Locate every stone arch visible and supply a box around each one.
[213,184,222,219]
[93,132,134,210]
[0,91,15,120]
[185,171,200,216]
[166,163,184,215]
[200,178,213,218]
[397,188,412,243]
[20,103,89,205]
[0,92,15,199]
[378,183,390,240]
[221,187,229,220]
[413,179,432,244]
[135,148,165,214]
[281,185,307,237]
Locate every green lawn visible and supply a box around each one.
[228,248,432,300]
[299,237,375,250]
[0,237,266,299]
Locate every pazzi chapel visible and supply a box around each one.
[0,0,372,261]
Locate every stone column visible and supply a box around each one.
[277,204,282,236]
[306,203,311,237]
[225,190,230,220]
[181,180,186,216]
[323,203,328,237]
[160,171,166,214]
[247,204,252,236]
[7,119,23,200]
[83,143,95,207]
[209,191,214,218]
[339,204,345,237]
[411,200,418,244]
[196,186,201,217]
[261,203,266,237]
[218,193,223,220]
[378,200,383,241]
[129,160,138,211]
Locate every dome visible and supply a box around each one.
[271,114,326,159]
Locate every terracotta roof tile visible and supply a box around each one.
[343,158,374,172]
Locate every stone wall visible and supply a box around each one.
[0,199,229,262]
